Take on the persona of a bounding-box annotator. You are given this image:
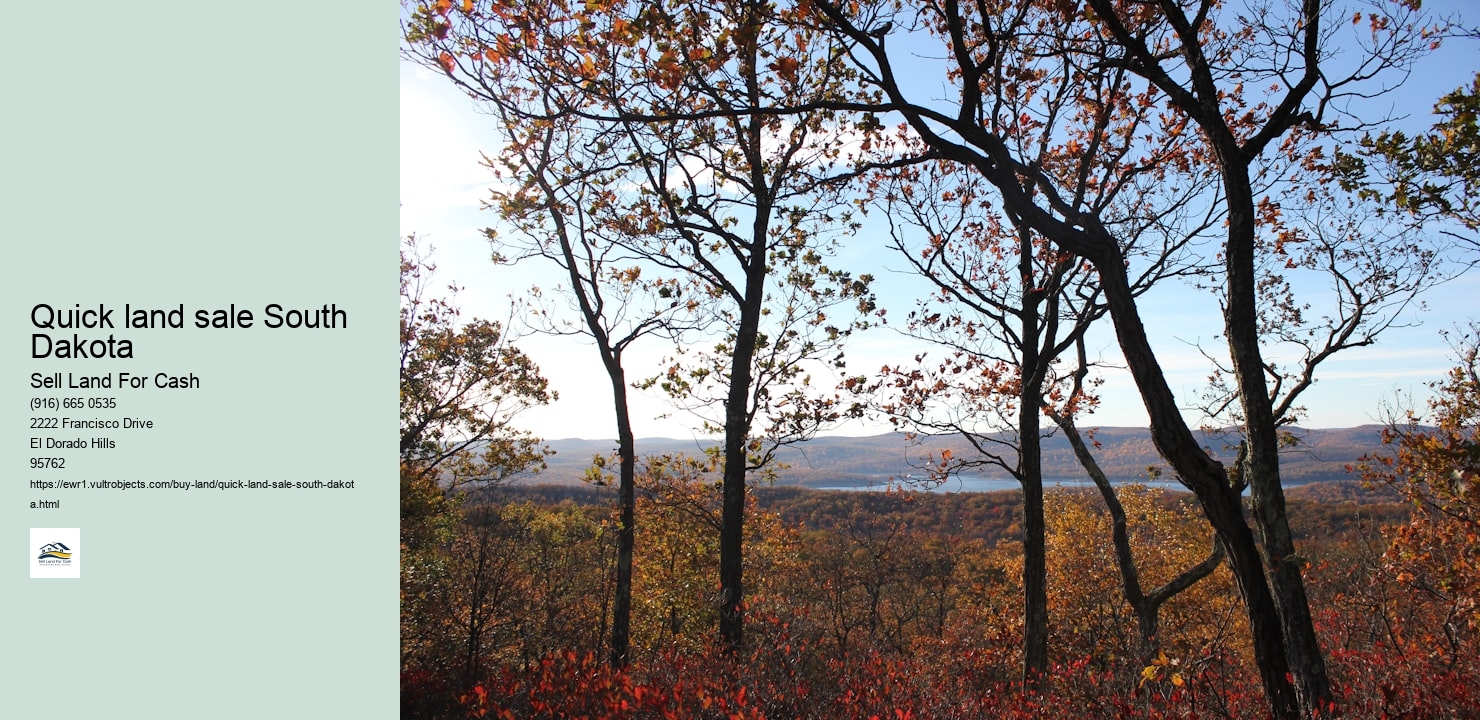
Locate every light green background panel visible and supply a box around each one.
[3,3,398,719]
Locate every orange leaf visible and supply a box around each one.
[770,57,800,84]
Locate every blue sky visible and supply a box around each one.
[400,12,1479,442]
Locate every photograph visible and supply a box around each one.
[397,1,1478,718]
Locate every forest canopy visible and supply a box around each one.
[400,1,1479,717]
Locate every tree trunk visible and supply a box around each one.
[718,303,760,649]
[718,193,770,651]
[719,16,771,649]
[1019,245,1050,683]
[1090,250,1302,719]
[546,188,641,669]
[1020,428,1048,682]
[1221,161,1333,715]
[609,364,636,668]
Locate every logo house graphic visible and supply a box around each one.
[30,528,81,579]
[38,542,73,561]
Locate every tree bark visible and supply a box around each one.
[1019,241,1050,683]
[718,276,762,649]
[1018,320,1053,681]
[1220,152,1333,715]
[718,128,771,649]
[1091,251,1302,719]
[608,364,636,667]
[719,9,773,649]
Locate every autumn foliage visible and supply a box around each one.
[402,477,1480,719]
[400,0,1480,716]
[1353,325,1480,668]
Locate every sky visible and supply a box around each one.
[399,10,1479,443]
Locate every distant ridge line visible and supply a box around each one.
[527,426,1391,488]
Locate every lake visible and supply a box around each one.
[816,476,1193,494]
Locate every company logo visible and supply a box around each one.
[38,542,74,562]
[30,528,81,579]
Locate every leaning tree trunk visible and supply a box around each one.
[1221,162,1332,714]
[1091,250,1302,719]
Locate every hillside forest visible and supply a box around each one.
[399,1,1480,718]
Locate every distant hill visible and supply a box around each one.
[528,426,1393,488]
